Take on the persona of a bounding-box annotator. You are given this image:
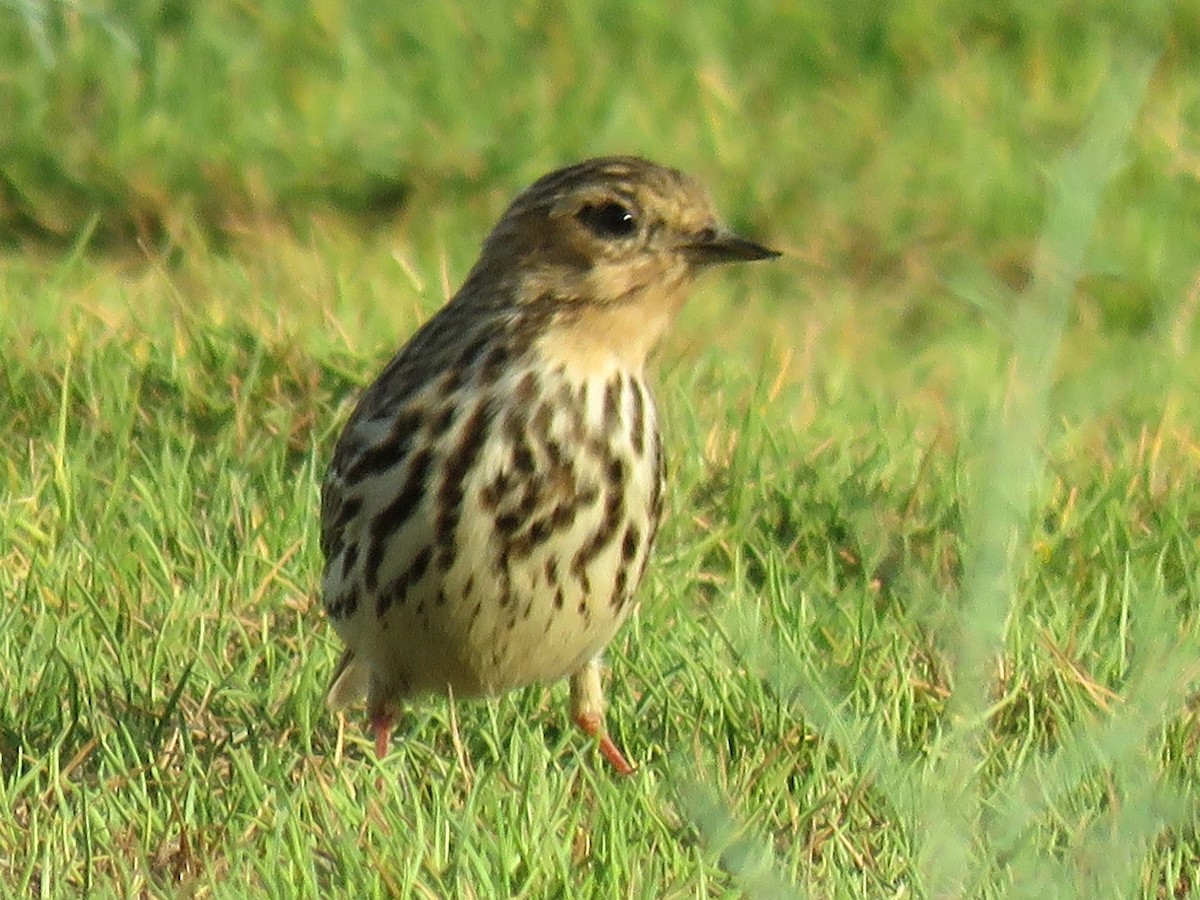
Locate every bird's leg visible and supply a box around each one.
[570,658,635,775]
[371,710,394,759]
[367,691,400,759]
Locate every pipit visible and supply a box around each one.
[321,156,778,773]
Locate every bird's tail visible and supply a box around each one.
[326,648,370,710]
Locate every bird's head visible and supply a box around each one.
[459,156,779,369]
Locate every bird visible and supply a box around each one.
[320,155,779,774]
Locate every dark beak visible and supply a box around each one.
[682,227,781,265]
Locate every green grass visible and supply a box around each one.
[3,1,1200,896]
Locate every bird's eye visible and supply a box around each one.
[575,201,638,239]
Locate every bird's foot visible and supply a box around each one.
[574,711,635,776]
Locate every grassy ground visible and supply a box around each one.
[3,1,1200,896]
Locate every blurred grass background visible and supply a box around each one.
[3,0,1200,896]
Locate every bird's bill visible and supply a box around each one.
[681,228,781,265]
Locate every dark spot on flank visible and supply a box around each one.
[478,343,509,379]
[428,404,457,438]
[375,579,397,618]
[611,568,627,608]
[328,585,359,619]
[436,397,496,567]
[603,374,621,430]
[325,496,363,555]
[606,455,625,489]
[625,524,641,558]
[480,469,515,511]
[364,539,386,595]
[324,533,344,562]
[409,546,433,583]
[340,541,360,582]
[514,370,539,405]
[543,436,566,468]
[369,446,435,587]
[531,401,554,439]
[629,380,646,456]
[440,366,470,395]
[525,517,552,548]
[570,472,625,590]
[513,441,535,475]
[457,332,491,369]
[550,503,576,530]
[342,409,423,483]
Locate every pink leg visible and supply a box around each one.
[370,706,394,759]
[570,659,636,776]
[574,710,635,776]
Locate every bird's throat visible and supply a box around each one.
[536,289,684,375]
